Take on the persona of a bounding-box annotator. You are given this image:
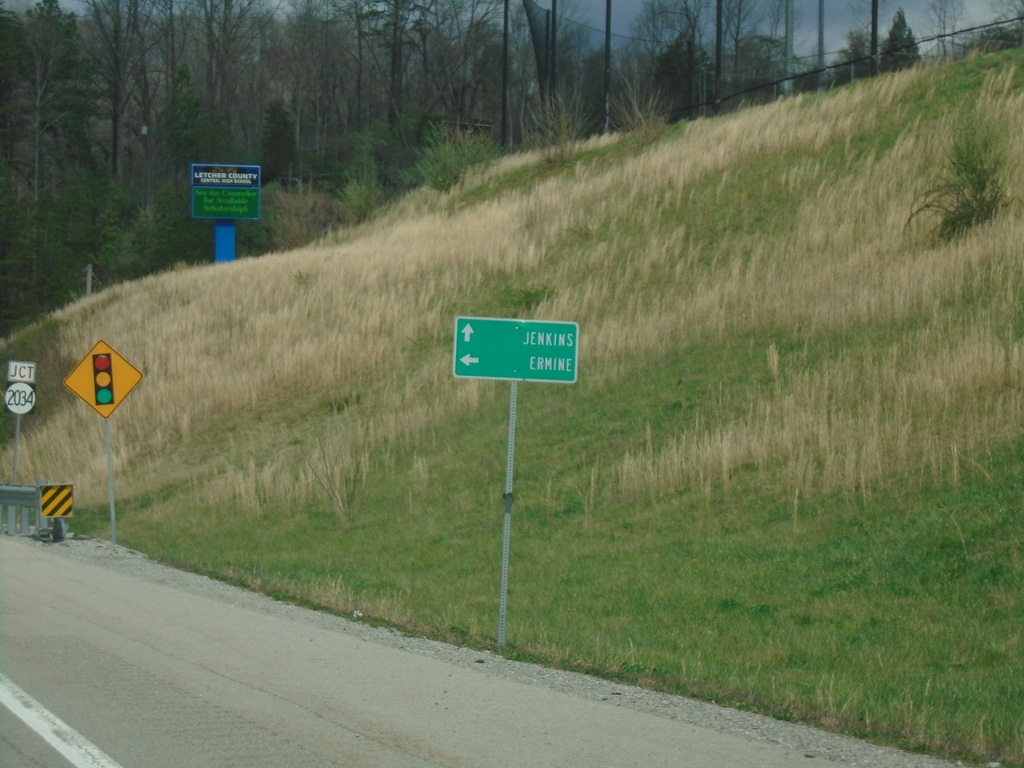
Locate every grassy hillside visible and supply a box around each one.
[4,51,1024,765]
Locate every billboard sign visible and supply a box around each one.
[190,163,261,220]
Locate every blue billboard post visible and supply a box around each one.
[190,163,261,263]
[214,220,236,263]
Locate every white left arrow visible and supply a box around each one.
[460,354,479,366]
[461,323,474,342]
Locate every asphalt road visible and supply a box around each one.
[0,535,958,768]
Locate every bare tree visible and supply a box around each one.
[410,0,502,124]
[991,0,1024,19]
[191,0,275,146]
[275,0,354,167]
[85,0,153,182]
[337,0,374,131]
[631,0,712,63]
[927,0,964,60]
[724,0,763,70]
[23,0,89,199]
[352,0,425,138]
[721,0,777,100]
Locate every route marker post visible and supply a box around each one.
[5,360,35,535]
[453,316,579,647]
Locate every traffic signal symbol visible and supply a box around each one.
[64,341,143,418]
[93,354,114,405]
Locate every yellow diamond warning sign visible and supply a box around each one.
[40,484,73,517]
[64,340,143,418]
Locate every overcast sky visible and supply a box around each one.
[791,0,994,56]
[582,1,1000,58]
[24,0,1008,60]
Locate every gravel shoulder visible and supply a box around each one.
[33,534,964,768]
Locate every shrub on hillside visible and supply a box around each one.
[342,170,387,225]
[614,81,667,150]
[414,127,497,193]
[912,109,1010,241]
[527,91,591,165]
[262,184,347,250]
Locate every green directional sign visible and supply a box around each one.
[453,316,579,383]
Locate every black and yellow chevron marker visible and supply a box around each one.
[40,484,73,518]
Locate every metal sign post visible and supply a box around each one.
[104,420,116,544]
[12,413,20,534]
[497,381,518,648]
[6,385,33,531]
[6,412,19,536]
[453,317,578,648]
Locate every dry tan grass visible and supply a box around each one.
[5,59,1024,519]
[585,68,1024,501]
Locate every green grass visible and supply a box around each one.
[68,338,1022,763]
[67,431,1022,763]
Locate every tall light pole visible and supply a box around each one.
[501,0,509,146]
[604,0,611,132]
[783,0,793,96]
[870,0,879,77]
[714,0,722,112]
[818,0,824,69]
[550,0,558,96]
[818,0,825,88]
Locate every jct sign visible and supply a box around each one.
[7,361,36,383]
[5,360,36,415]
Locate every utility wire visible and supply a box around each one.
[558,10,1023,60]
[665,15,1024,119]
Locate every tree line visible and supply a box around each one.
[0,0,1016,338]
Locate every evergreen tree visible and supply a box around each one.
[653,32,713,121]
[23,0,98,197]
[833,29,873,84]
[0,158,32,337]
[0,4,32,337]
[27,168,111,308]
[0,0,27,167]
[261,100,296,185]
[162,66,205,185]
[881,8,921,72]
[101,182,211,277]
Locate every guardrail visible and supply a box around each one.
[0,483,37,507]
[2,482,73,539]
[2,483,36,536]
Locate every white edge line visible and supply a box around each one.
[0,672,124,768]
